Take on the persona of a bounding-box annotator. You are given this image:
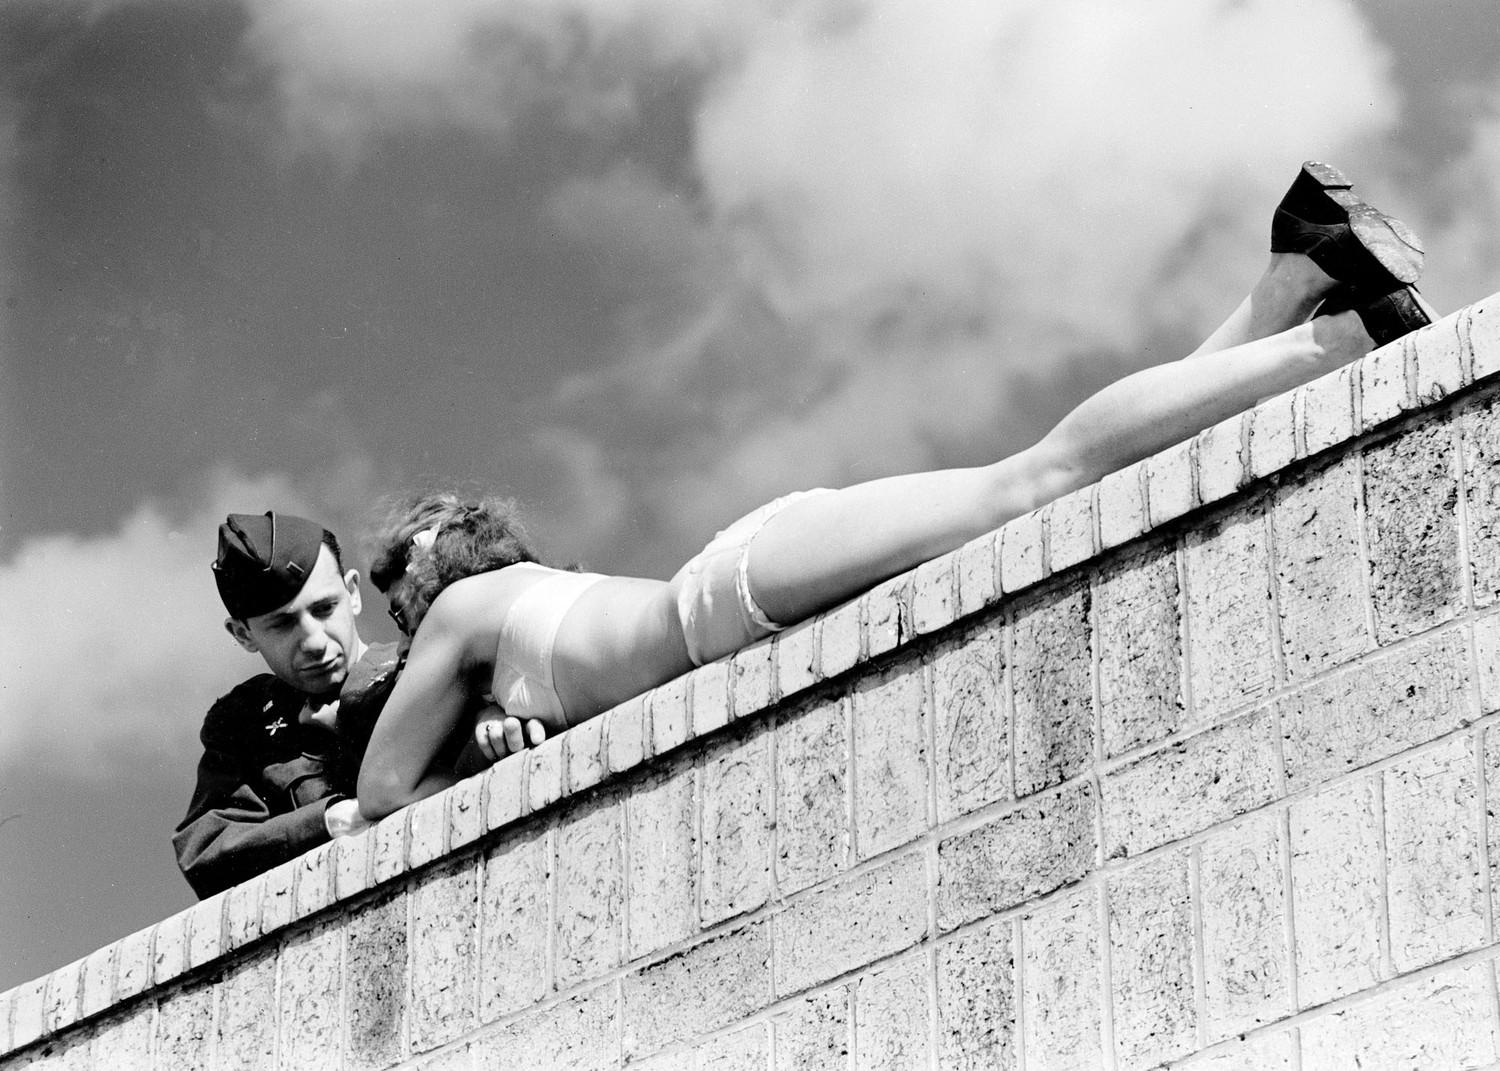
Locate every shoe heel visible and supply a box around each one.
[1299,160,1352,191]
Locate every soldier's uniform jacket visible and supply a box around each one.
[172,642,399,899]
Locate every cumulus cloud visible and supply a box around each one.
[235,0,1408,574]
[0,468,384,777]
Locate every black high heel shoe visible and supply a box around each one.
[1319,284,1433,347]
[1271,161,1425,293]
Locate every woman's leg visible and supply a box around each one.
[746,305,1374,625]
[1187,252,1338,358]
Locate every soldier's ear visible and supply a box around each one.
[343,569,363,615]
[225,618,259,653]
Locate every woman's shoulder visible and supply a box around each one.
[425,563,566,617]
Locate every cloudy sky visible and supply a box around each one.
[2,0,1499,991]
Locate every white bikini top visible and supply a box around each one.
[491,563,607,726]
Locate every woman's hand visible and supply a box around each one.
[474,705,548,764]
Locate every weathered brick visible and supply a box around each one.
[411,861,479,1051]
[700,731,772,923]
[651,674,692,754]
[937,781,1096,931]
[155,986,213,1071]
[731,641,777,718]
[278,921,343,1070]
[605,694,649,776]
[1298,961,1499,1068]
[1097,542,1184,756]
[474,984,619,1071]
[1271,457,1370,679]
[773,852,927,996]
[773,987,850,1071]
[448,772,484,851]
[78,946,114,1021]
[1197,814,1288,1040]
[345,892,408,1070]
[554,794,624,987]
[1170,1031,1294,1070]
[775,698,851,896]
[1280,631,1471,791]
[853,957,929,1068]
[1097,463,1149,551]
[1460,394,1500,606]
[1414,309,1466,405]
[291,841,337,922]
[1298,362,1356,459]
[1470,297,1500,381]
[955,531,1001,619]
[1383,737,1484,971]
[697,1023,769,1071]
[1102,708,1279,859]
[150,910,190,987]
[775,618,820,699]
[692,659,730,735]
[851,659,929,859]
[1011,580,1092,795]
[930,622,1009,822]
[41,962,80,1036]
[632,1050,695,1071]
[369,807,409,887]
[215,950,276,1070]
[407,788,449,870]
[1183,504,1276,721]
[333,829,372,902]
[1248,391,1296,480]
[9,976,46,1052]
[20,1032,92,1071]
[623,924,771,1058]
[1289,778,1383,1008]
[526,737,565,813]
[1485,727,1500,927]
[1360,336,1411,431]
[1048,486,1097,573]
[912,552,958,635]
[563,713,608,797]
[1194,413,1247,506]
[819,599,863,680]
[862,574,909,660]
[1020,890,1102,1071]
[1108,851,1196,1071]
[999,510,1046,594]
[936,917,1016,1071]
[479,825,550,1021]
[627,761,698,959]
[89,1007,154,1071]
[113,926,153,1003]
[1147,438,1197,528]
[1476,615,1500,714]
[1363,420,1462,642]
[187,894,225,970]
[410,1046,475,1070]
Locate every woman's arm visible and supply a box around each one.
[357,588,489,820]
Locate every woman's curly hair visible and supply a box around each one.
[369,492,540,628]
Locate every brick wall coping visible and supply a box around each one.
[4,293,1497,1058]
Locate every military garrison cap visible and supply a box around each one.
[214,511,332,619]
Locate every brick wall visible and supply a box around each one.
[8,296,1500,1069]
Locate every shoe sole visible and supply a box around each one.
[1292,161,1425,286]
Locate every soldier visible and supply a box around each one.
[172,511,391,897]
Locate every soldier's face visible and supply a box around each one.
[227,546,363,695]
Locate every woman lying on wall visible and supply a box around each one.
[356,162,1435,821]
